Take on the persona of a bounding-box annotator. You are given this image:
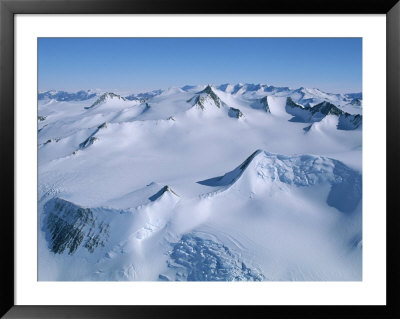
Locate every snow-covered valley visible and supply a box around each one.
[38,83,362,281]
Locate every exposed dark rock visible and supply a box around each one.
[78,122,108,150]
[149,185,179,201]
[311,101,342,116]
[350,98,361,106]
[259,96,271,113]
[286,97,362,130]
[228,107,243,119]
[158,274,170,281]
[286,96,304,109]
[337,113,362,130]
[240,150,262,170]
[97,122,107,129]
[79,136,98,149]
[191,85,222,109]
[43,198,110,255]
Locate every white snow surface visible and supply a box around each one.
[38,84,362,281]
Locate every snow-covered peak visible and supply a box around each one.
[285,97,362,129]
[149,185,180,202]
[198,84,216,95]
[38,85,363,114]
[84,92,128,110]
[200,149,362,213]
[38,81,362,281]
[189,85,223,110]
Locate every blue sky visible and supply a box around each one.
[38,38,362,93]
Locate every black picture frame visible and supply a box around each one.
[1,0,399,318]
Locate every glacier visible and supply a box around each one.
[38,83,362,281]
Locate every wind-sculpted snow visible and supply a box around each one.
[43,198,110,255]
[326,162,362,213]
[199,150,362,213]
[38,83,362,281]
[165,234,264,281]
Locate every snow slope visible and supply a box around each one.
[38,83,362,281]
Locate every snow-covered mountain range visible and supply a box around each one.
[38,83,362,281]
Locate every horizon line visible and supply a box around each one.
[38,83,363,95]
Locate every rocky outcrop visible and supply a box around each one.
[148,185,179,201]
[259,96,271,113]
[77,121,108,151]
[187,85,223,110]
[228,107,244,119]
[285,98,362,130]
[43,198,110,255]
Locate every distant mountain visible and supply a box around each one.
[38,85,362,110]
[125,89,163,101]
[84,92,127,110]
[38,90,98,101]
[349,98,362,106]
[345,93,362,100]
[285,98,362,130]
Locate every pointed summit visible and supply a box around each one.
[197,149,362,213]
[285,97,362,129]
[148,185,179,202]
[239,149,263,170]
[286,97,305,109]
[199,85,214,95]
[311,101,342,116]
[197,149,263,187]
[188,85,222,110]
[85,92,126,110]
